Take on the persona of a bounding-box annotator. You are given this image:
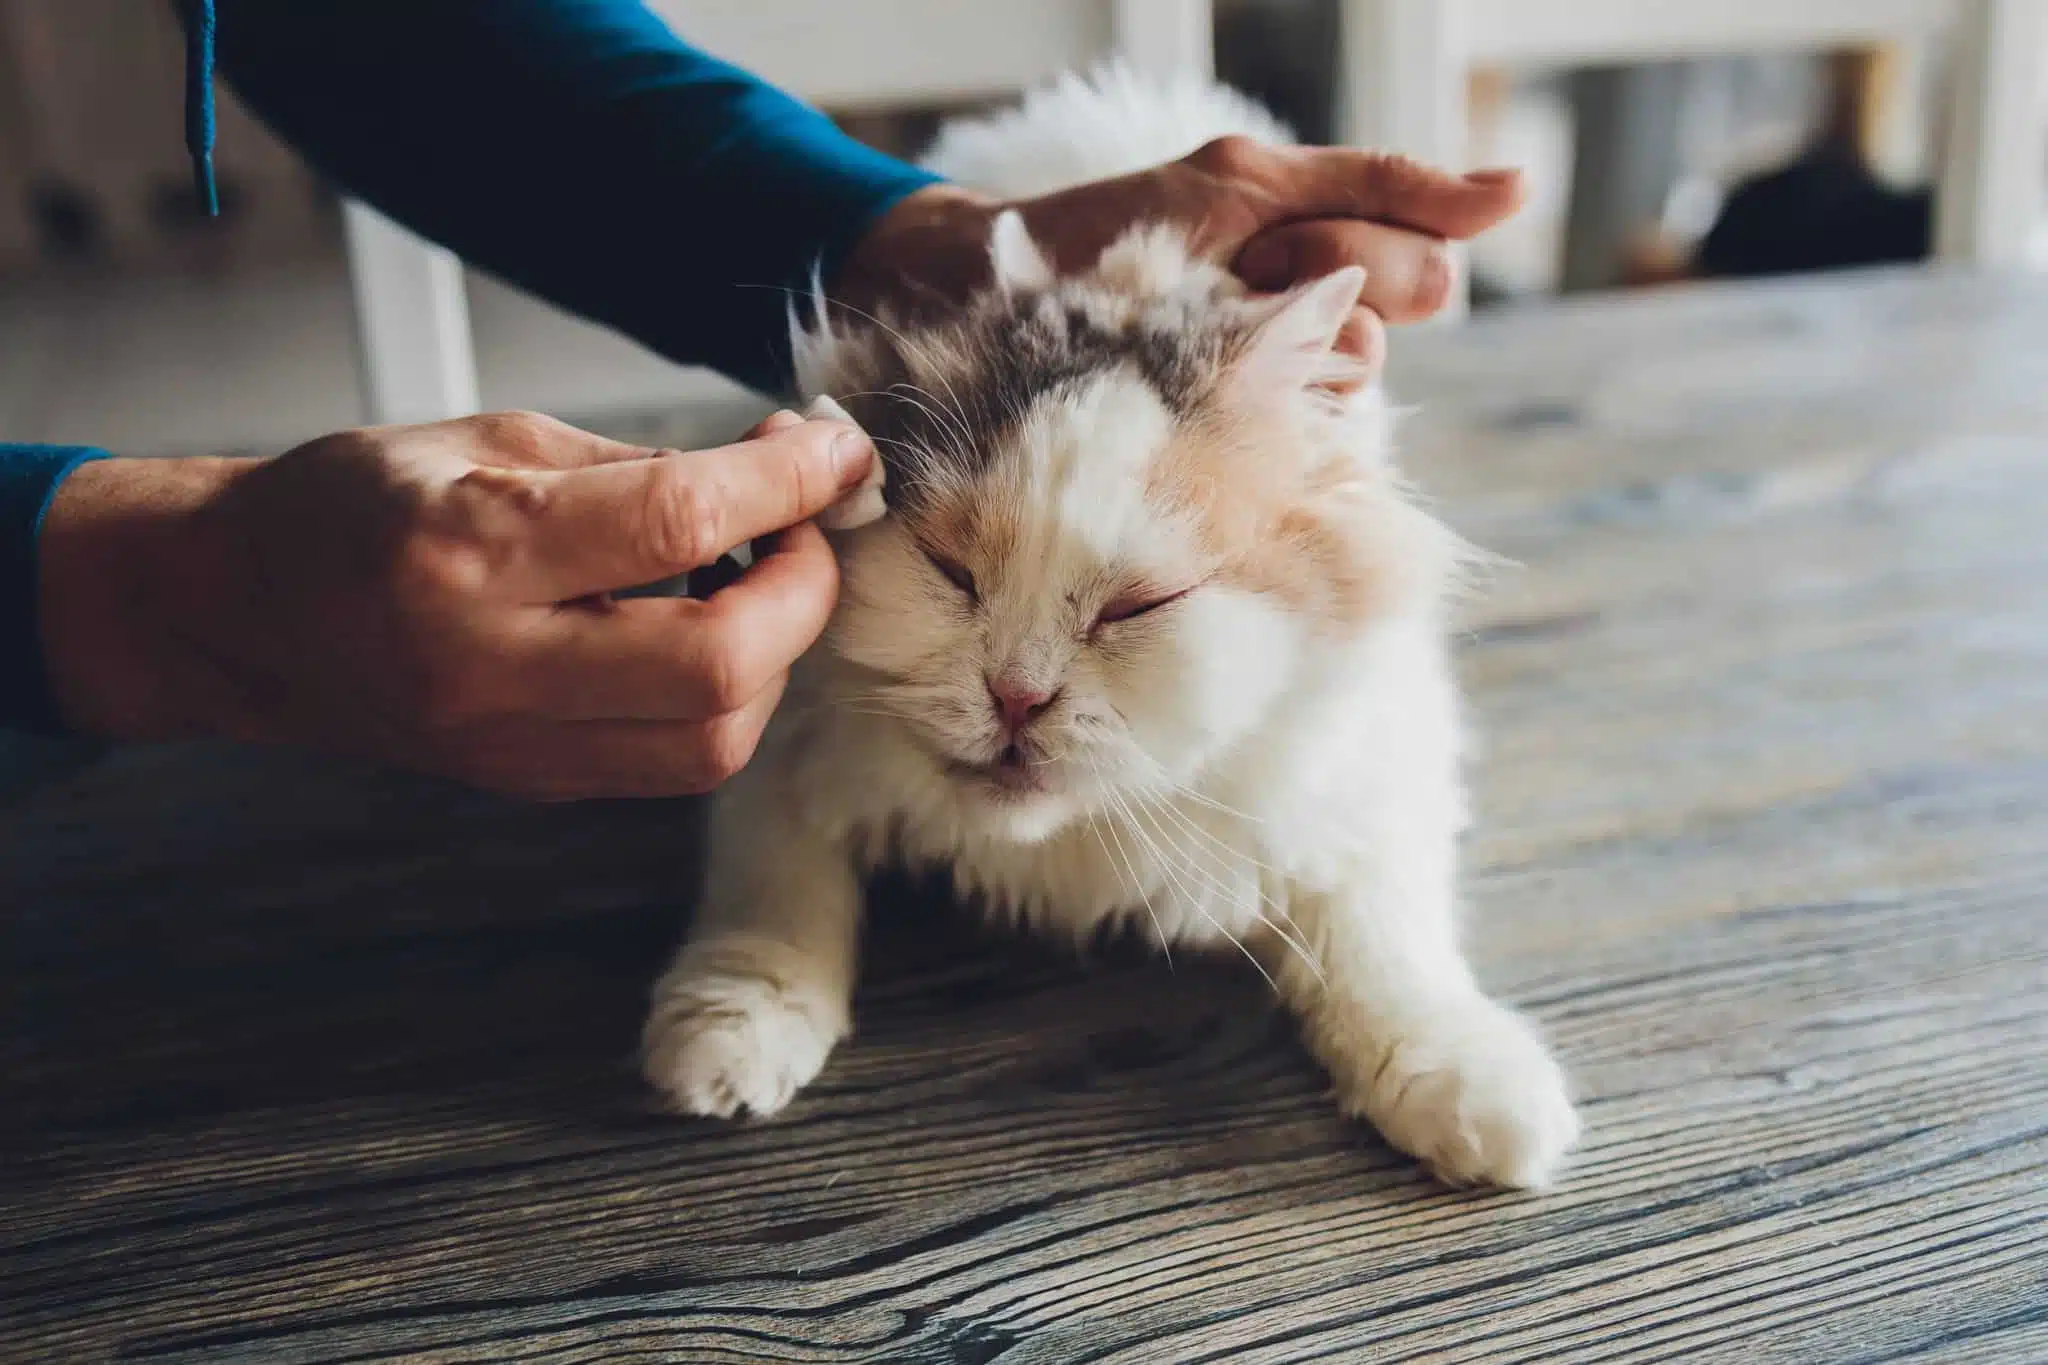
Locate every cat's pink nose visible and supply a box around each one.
[986,676,1055,734]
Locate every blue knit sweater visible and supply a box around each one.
[0,0,938,735]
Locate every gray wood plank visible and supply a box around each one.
[3,267,2044,1363]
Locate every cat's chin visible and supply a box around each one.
[946,769,1084,845]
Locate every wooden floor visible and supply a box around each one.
[4,269,2046,1363]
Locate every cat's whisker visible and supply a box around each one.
[1133,786,1320,975]
[1123,786,1318,988]
[1081,757,1173,969]
[1133,779,1280,879]
[1130,794,1318,986]
[887,381,979,460]
[1085,812,1172,972]
[830,705,911,721]
[824,388,973,483]
[830,389,969,471]
[868,385,965,459]
[743,279,977,439]
[1098,780,1195,954]
[1126,753,1266,827]
[824,693,917,713]
[1104,781,1277,996]
[1146,800,1320,981]
[832,688,925,706]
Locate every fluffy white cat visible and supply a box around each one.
[642,68,1578,1189]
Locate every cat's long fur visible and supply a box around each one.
[642,68,1578,1188]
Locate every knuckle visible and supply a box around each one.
[451,462,551,518]
[444,466,550,577]
[642,465,725,568]
[776,438,820,523]
[1189,134,1266,178]
[472,409,557,452]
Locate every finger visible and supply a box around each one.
[499,521,839,720]
[1192,139,1525,243]
[607,413,806,600]
[676,520,840,704]
[1267,149,1523,241]
[428,680,786,800]
[511,418,872,600]
[1235,219,1456,324]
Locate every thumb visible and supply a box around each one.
[513,416,873,601]
[1185,139,1526,248]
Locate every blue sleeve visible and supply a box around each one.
[208,0,943,395]
[0,446,108,735]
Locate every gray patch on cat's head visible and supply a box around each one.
[827,286,1239,513]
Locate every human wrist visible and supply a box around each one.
[833,183,1001,318]
[38,455,259,741]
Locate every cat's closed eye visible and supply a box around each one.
[924,546,978,601]
[1093,585,1194,633]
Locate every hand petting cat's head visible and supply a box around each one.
[794,215,1458,843]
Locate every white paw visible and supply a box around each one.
[1342,1000,1579,1189]
[641,962,845,1120]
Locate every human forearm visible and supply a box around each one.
[205,0,938,394]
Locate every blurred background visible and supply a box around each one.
[2,0,2044,458]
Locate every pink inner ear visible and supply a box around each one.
[1234,265,1368,397]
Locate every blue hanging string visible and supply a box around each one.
[184,0,219,216]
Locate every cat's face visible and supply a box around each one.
[799,221,1444,842]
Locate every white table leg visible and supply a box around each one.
[1111,0,1215,80]
[1337,0,1472,316]
[342,201,482,425]
[1935,0,2048,266]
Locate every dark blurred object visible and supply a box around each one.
[26,172,100,256]
[1621,45,1933,286]
[1216,0,1339,144]
[1698,46,1930,279]
[1697,144,1930,278]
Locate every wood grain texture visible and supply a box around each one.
[5,268,2046,1363]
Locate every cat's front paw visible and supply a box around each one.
[1340,999,1579,1189]
[641,950,847,1120]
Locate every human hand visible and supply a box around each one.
[37,409,873,799]
[838,140,1525,374]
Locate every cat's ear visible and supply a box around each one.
[989,210,1056,295]
[1230,265,1368,398]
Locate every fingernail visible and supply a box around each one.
[1465,167,1521,186]
[832,429,874,486]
